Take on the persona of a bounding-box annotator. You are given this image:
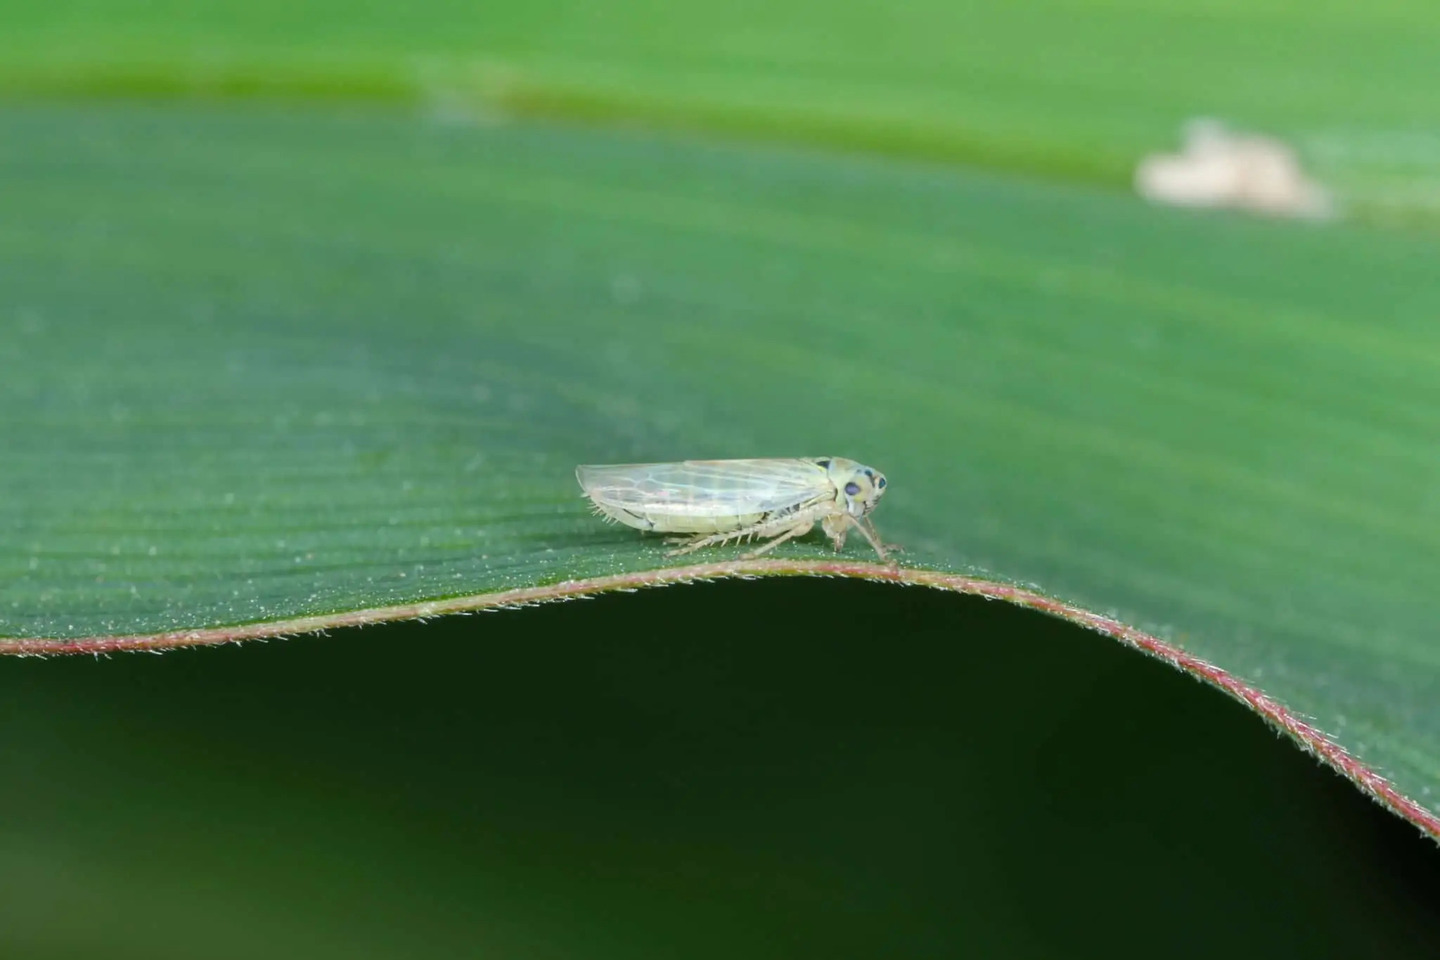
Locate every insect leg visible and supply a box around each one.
[664,519,774,557]
[664,513,813,558]
[859,515,904,557]
[740,520,814,559]
[848,514,895,564]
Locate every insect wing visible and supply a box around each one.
[576,459,831,518]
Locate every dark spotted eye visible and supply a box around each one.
[844,481,861,496]
[877,477,886,489]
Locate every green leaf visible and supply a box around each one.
[2,102,1438,837]
[3,0,1439,223]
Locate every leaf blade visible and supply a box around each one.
[2,102,1438,833]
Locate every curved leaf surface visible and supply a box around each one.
[1,103,1438,834]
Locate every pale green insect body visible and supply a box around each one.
[575,457,894,561]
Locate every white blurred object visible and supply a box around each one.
[1136,119,1333,220]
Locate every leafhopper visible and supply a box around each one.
[576,457,894,561]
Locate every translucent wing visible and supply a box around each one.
[576,459,832,520]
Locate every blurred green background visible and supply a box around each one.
[4,582,1440,958]
[4,0,1440,954]
[4,0,1440,223]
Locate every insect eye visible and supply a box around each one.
[877,477,886,489]
[844,481,861,496]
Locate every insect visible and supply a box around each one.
[576,457,895,561]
